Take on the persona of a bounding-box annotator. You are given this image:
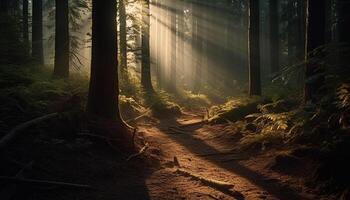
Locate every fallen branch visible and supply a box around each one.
[167,127,189,135]
[126,143,149,161]
[196,151,238,157]
[0,176,93,190]
[77,132,121,142]
[125,109,152,123]
[0,113,59,149]
[175,168,234,190]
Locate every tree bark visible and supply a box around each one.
[248,0,261,96]
[141,0,154,92]
[87,0,122,121]
[269,0,279,74]
[338,0,350,44]
[32,0,44,65]
[169,0,177,92]
[304,0,326,102]
[22,0,29,55]
[119,0,127,74]
[53,0,70,78]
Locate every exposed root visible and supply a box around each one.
[126,143,149,161]
[0,113,59,149]
[0,176,93,190]
[175,168,234,190]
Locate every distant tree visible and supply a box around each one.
[304,0,326,102]
[87,0,122,121]
[141,0,154,92]
[169,0,177,92]
[53,0,70,78]
[248,0,261,96]
[269,0,279,74]
[22,0,29,55]
[119,0,127,74]
[32,0,44,65]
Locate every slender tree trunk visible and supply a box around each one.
[53,0,69,78]
[269,0,279,74]
[287,0,296,64]
[193,3,203,94]
[32,0,43,65]
[304,0,326,102]
[248,0,261,96]
[119,0,127,74]
[141,0,154,92]
[87,0,122,121]
[295,0,305,61]
[22,0,29,55]
[169,0,177,92]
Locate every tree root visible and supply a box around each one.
[0,176,93,190]
[0,113,59,149]
[126,143,149,161]
[175,168,234,190]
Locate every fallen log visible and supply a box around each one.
[0,113,59,149]
[0,176,93,190]
[175,168,234,190]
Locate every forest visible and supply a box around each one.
[0,0,349,199]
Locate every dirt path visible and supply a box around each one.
[137,111,320,200]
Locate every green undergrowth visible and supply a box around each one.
[0,64,89,132]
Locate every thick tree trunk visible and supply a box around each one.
[32,0,43,65]
[248,0,261,96]
[304,0,326,102]
[141,0,154,92]
[269,0,279,74]
[87,0,121,121]
[119,0,127,74]
[53,0,69,78]
[338,0,350,44]
[22,0,29,55]
[295,0,306,61]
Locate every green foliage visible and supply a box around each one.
[0,64,89,127]
[208,96,267,123]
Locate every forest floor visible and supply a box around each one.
[1,107,336,200]
[138,109,335,200]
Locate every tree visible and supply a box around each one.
[304,0,326,102]
[269,0,279,74]
[119,0,127,74]
[53,0,70,78]
[22,0,29,55]
[141,0,154,92]
[87,0,122,121]
[32,0,44,65]
[338,0,350,44]
[248,0,261,96]
[169,0,177,92]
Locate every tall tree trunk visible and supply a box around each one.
[22,0,29,55]
[32,0,43,65]
[141,0,154,92]
[53,0,69,78]
[193,3,203,94]
[248,0,261,96]
[87,0,122,121]
[304,0,326,102]
[338,0,350,44]
[177,0,185,85]
[119,0,127,74]
[0,0,9,13]
[295,0,305,61]
[288,0,296,64]
[269,0,279,74]
[169,0,177,92]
